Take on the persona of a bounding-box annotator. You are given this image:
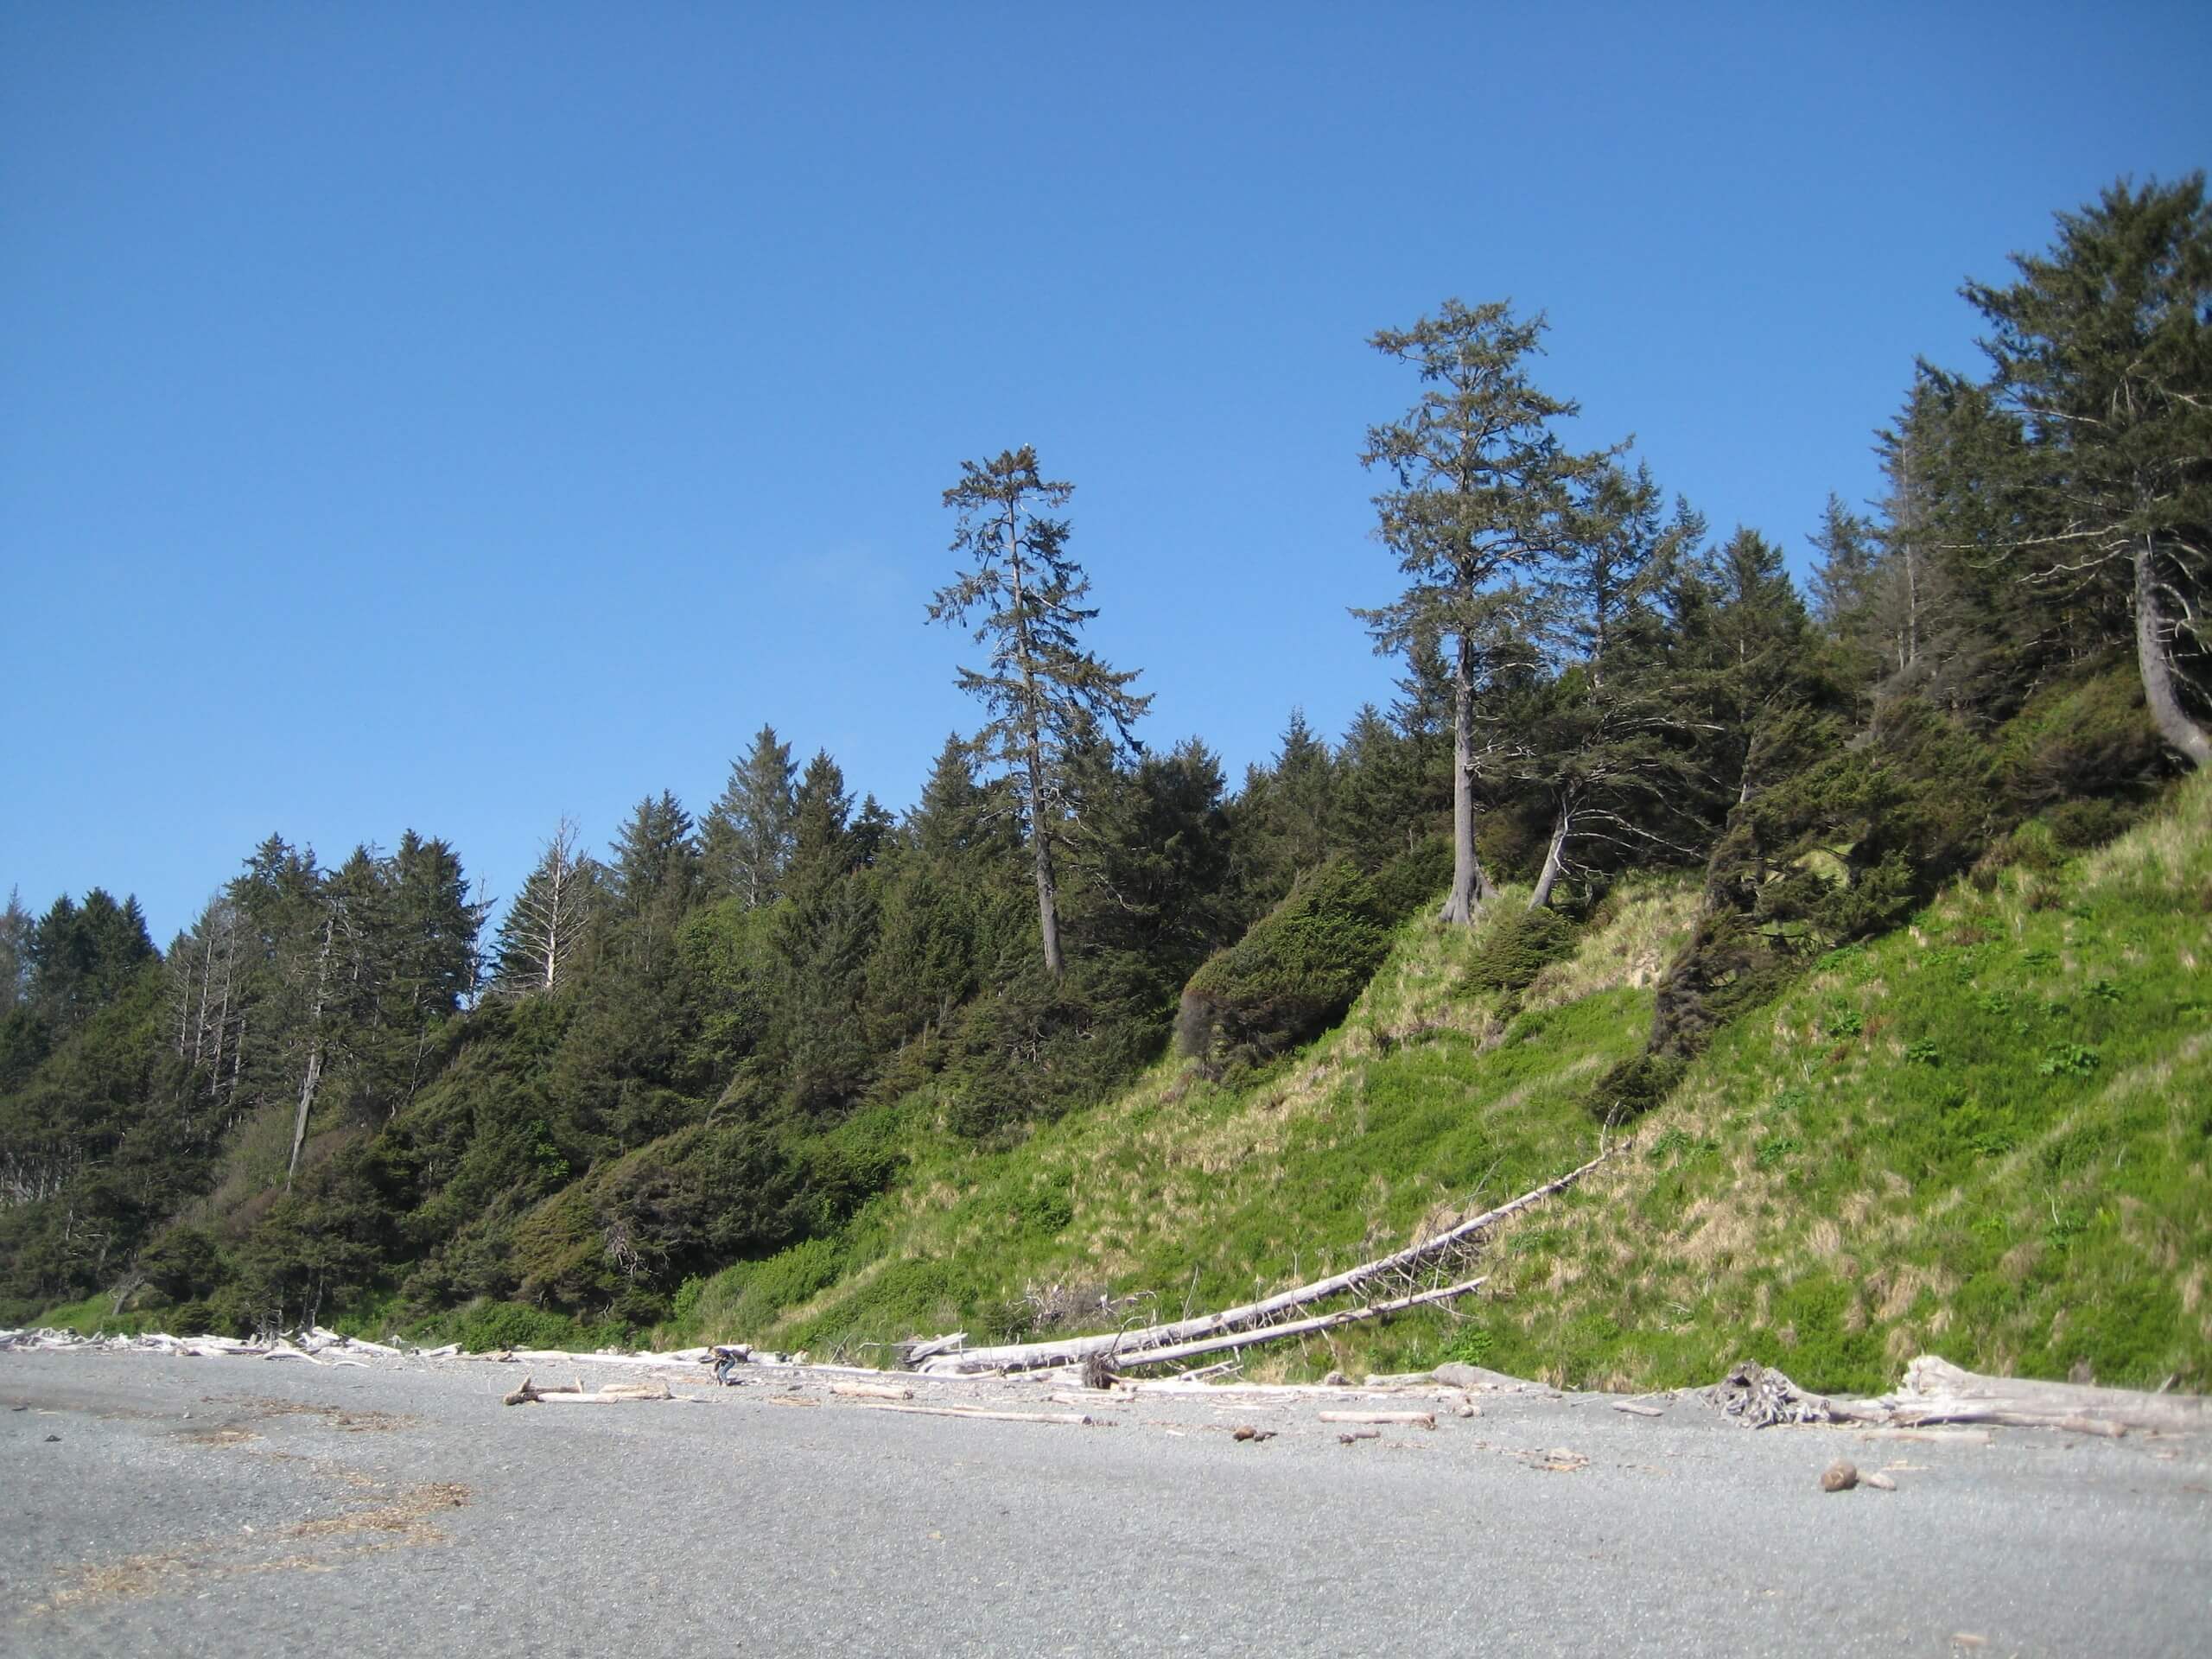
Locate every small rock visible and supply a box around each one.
[1320,1370,1350,1388]
[43,1433,60,1443]
[1863,1471,1897,1491]
[1455,1402,1480,1419]
[1820,1459,1859,1492]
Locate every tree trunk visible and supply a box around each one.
[1440,634,1496,925]
[1528,798,1573,911]
[917,1149,1611,1375]
[286,911,335,1189]
[2135,535,2210,768]
[1029,763,1064,978]
[1005,501,1065,978]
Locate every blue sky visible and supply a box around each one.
[4,3,2207,944]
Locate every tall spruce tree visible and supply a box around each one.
[702,725,798,907]
[0,888,31,1014]
[928,446,1151,979]
[1358,299,1608,924]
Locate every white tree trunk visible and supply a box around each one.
[2136,536,2210,768]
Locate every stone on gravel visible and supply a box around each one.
[1821,1459,1859,1491]
[1863,1471,1897,1491]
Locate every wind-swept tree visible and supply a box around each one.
[1965,175,2212,766]
[1358,299,1607,924]
[1521,464,1704,907]
[929,446,1151,979]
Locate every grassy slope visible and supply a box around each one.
[672,880,1697,1374]
[1479,770,2212,1395]
[683,776,2209,1395]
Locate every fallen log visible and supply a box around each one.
[1099,1277,1486,1372]
[1712,1355,2208,1437]
[830,1382,913,1402]
[1319,1411,1436,1429]
[863,1404,1104,1427]
[1881,1357,2203,1436]
[915,1151,1611,1376]
[508,1376,677,1406]
[1853,1427,1993,1446]
[898,1332,969,1367]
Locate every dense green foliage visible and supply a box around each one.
[3,180,2203,1386]
[1176,861,1395,1072]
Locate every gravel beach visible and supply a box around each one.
[4,1345,2208,1657]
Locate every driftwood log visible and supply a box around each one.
[912,1151,1612,1376]
[1713,1356,2209,1437]
[1090,1276,1486,1373]
[863,1404,1104,1427]
[1319,1410,1436,1429]
[504,1376,677,1407]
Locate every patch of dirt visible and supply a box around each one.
[199,1393,416,1433]
[35,1465,470,1615]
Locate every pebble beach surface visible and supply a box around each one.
[4,1338,2208,1657]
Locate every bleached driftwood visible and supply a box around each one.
[863,1404,1104,1427]
[830,1381,913,1401]
[914,1151,1612,1376]
[1319,1410,1436,1429]
[1713,1356,2209,1438]
[897,1332,969,1367]
[1093,1276,1487,1373]
[503,1348,701,1372]
[505,1376,677,1406]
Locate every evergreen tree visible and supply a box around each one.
[493,819,600,996]
[702,725,797,907]
[1335,702,1438,866]
[1230,710,1340,911]
[1808,492,1880,640]
[26,889,156,1032]
[1357,299,1611,924]
[0,888,31,1014]
[1962,174,2212,765]
[608,792,699,927]
[786,749,855,888]
[929,445,1152,978]
[1521,466,1703,906]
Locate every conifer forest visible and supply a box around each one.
[4,178,2208,1388]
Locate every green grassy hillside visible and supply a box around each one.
[1478,770,2212,1395]
[674,775,2209,1395]
[669,879,1696,1370]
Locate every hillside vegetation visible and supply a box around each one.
[1478,770,2212,1395]
[5,180,2205,1373]
[683,778,2209,1395]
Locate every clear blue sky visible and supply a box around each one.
[5,3,2207,944]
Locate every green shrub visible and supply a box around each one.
[1586,1052,1685,1124]
[452,1300,589,1353]
[1463,906,1577,1001]
[1369,836,1452,922]
[1175,860,1393,1072]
